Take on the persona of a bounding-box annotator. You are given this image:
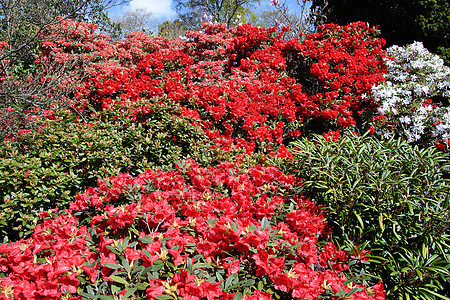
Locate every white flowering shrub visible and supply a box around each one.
[372,41,450,146]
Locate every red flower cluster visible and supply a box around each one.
[285,22,387,130]
[0,214,92,299]
[0,19,390,299]
[1,160,385,299]
[35,20,386,153]
[323,129,340,141]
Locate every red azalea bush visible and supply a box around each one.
[0,160,385,299]
[284,22,387,132]
[38,19,387,153]
[0,19,389,240]
[0,19,393,299]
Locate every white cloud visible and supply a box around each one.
[128,0,176,19]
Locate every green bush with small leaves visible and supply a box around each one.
[0,97,219,242]
[291,131,450,299]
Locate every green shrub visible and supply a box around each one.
[0,97,218,242]
[291,131,450,299]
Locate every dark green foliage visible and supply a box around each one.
[0,97,217,242]
[312,0,450,65]
[292,131,450,299]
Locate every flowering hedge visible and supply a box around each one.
[0,160,385,299]
[40,19,387,149]
[0,19,389,240]
[0,19,398,299]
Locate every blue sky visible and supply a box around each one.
[107,0,305,24]
[108,0,176,21]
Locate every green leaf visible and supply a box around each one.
[346,287,364,297]
[142,266,153,276]
[229,220,238,231]
[105,245,120,255]
[122,257,131,273]
[207,219,217,226]
[257,280,264,290]
[137,282,149,291]
[139,236,153,244]
[104,262,122,270]
[111,282,121,295]
[353,211,364,230]
[120,236,130,252]
[80,292,95,299]
[123,287,137,299]
[187,257,193,273]
[110,275,129,285]
[415,269,423,281]
[378,213,384,232]
[150,263,164,272]
[87,285,95,295]
[418,288,450,300]
[155,295,174,299]
[422,243,428,259]
[225,273,238,290]
[216,271,224,283]
[261,217,269,229]
[229,279,255,290]
[233,292,243,300]
[343,277,358,286]
[143,249,153,259]
[392,223,401,240]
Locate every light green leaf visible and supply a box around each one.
[156,295,174,299]
[110,275,128,285]
[378,214,384,232]
[261,217,269,229]
[418,288,450,300]
[123,287,137,299]
[354,211,364,230]
[122,257,131,274]
[225,273,238,290]
[104,262,122,270]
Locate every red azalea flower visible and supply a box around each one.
[146,279,165,299]
[81,264,99,284]
[201,280,223,300]
[243,289,272,300]
[59,272,80,294]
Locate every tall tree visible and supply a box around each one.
[258,0,329,39]
[257,8,299,29]
[312,0,450,64]
[0,0,127,64]
[173,0,260,30]
[157,19,187,38]
[113,7,157,37]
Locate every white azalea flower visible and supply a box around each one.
[371,41,450,144]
